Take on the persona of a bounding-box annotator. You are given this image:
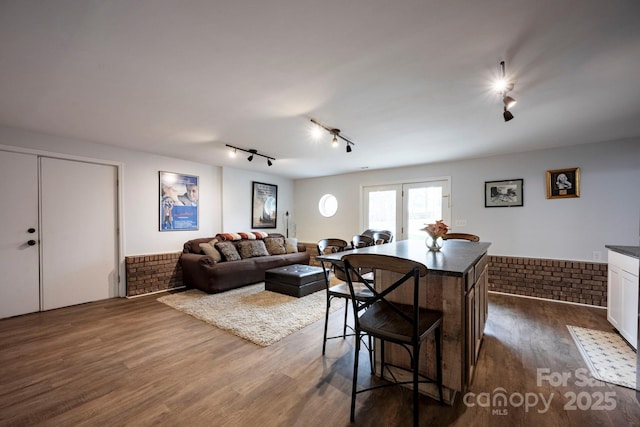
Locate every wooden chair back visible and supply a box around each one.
[441,233,480,242]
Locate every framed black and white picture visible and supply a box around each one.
[484,179,524,207]
[252,181,277,229]
[546,167,580,199]
[159,171,199,231]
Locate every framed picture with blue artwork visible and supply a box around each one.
[159,171,199,231]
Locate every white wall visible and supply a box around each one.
[294,139,640,262]
[0,125,222,255]
[2,124,637,263]
[222,167,295,237]
[0,126,298,255]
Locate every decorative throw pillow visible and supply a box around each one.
[285,237,298,254]
[253,231,269,239]
[264,236,286,255]
[199,239,222,262]
[217,232,242,241]
[237,240,270,259]
[237,232,256,240]
[215,241,241,261]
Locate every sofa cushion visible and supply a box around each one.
[199,239,222,262]
[285,237,299,253]
[264,236,286,255]
[237,240,270,259]
[215,241,241,261]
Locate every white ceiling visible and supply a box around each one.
[1,1,639,179]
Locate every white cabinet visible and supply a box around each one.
[607,249,639,349]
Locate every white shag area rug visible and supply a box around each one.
[158,283,344,347]
[567,325,636,389]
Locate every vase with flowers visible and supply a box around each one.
[421,220,449,252]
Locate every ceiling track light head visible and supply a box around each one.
[503,95,517,109]
[503,107,514,122]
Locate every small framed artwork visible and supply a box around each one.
[546,167,580,199]
[159,171,199,231]
[485,179,524,207]
[252,181,278,229]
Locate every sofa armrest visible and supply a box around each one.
[180,252,217,267]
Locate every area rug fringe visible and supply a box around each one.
[158,283,343,347]
[567,325,636,390]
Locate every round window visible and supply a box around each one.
[318,194,338,217]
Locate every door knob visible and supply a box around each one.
[28,228,36,233]
[27,240,37,246]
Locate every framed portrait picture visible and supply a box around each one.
[546,167,580,199]
[485,179,524,207]
[159,171,199,231]
[252,181,277,229]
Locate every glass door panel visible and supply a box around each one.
[363,179,451,241]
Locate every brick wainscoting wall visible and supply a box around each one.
[124,246,608,307]
[489,255,607,307]
[125,253,183,296]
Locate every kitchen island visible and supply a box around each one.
[317,239,491,404]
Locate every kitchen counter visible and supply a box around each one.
[605,245,640,259]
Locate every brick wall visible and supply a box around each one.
[125,252,183,296]
[124,246,609,307]
[488,255,608,307]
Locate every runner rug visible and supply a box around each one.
[158,283,343,347]
[567,325,636,389]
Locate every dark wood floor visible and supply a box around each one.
[1,291,639,426]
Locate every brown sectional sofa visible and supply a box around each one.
[180,233,310,293]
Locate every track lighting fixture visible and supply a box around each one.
[225,144,275,167]
[310,118,355,153]
[498,61,517,122]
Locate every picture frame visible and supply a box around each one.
[485,179,524,207]
[546,167,580,199]
[252,181,278,229]
[159,171,199,231]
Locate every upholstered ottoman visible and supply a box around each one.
[265,264,327,297]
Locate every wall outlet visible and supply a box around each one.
[454,219,467,227]
[593,251,602,262]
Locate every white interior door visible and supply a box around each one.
[40,158,118,310]
[0,151,40,318]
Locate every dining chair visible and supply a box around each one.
[316,239,373,355]
[362,229,394,243]
[441,232,480,242]
[342,253,443,427]
[351,234,375,249]
[371,231,392,245]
